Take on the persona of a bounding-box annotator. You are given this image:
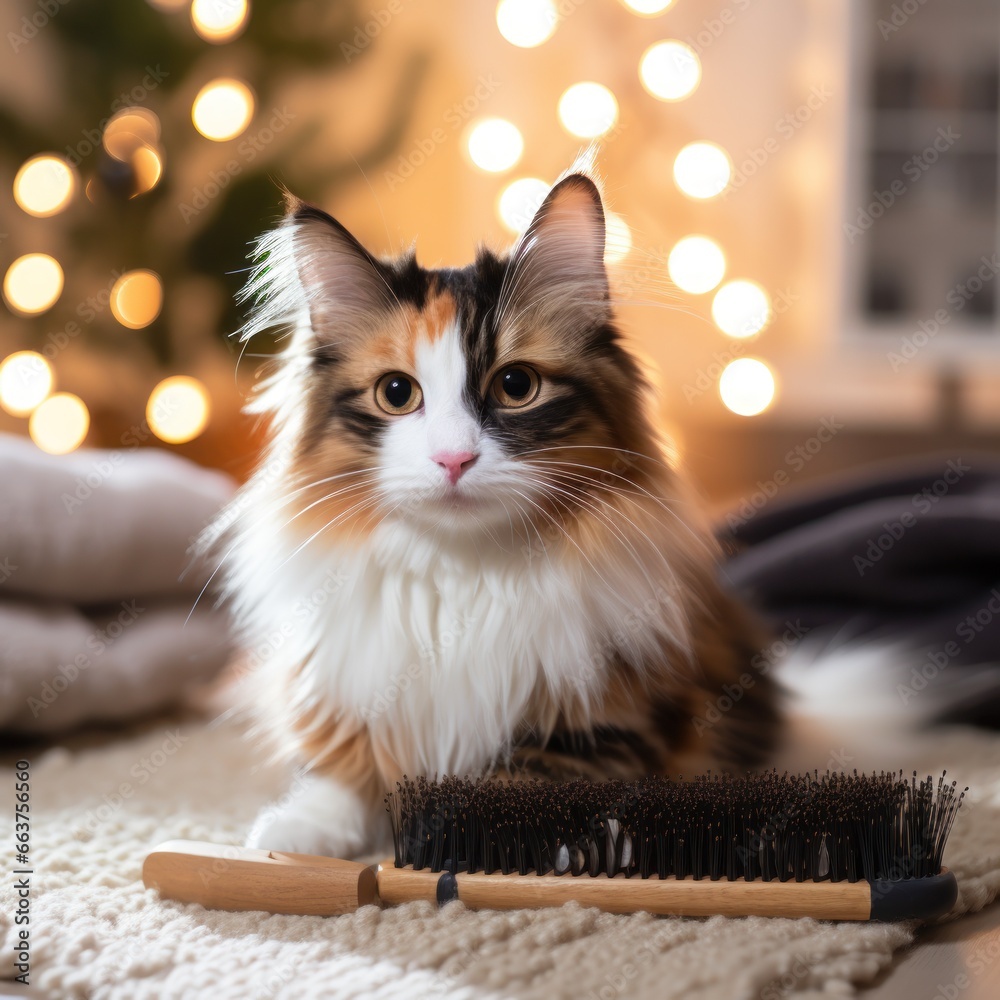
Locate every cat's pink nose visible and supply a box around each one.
[432,450,478,486]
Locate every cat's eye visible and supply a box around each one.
[490,364,540,408]
[374,372,423,415]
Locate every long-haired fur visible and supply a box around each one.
[213,163,783,857]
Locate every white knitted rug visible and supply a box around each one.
[2,718,999,1000]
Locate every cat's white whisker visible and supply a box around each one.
[518,473,687,649]
[274,493,384,571]
[525,461,709,552]
[269,480,380,537]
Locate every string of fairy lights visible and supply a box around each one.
[487,0,778,419]
[0,0,252,454]
[1,0,776,457]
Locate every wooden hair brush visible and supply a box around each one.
[144,770,963,922]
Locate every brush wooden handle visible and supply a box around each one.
[143,841,377,916]
[375,862,874,919]
[144,842,957,922]
[375,863,958,921]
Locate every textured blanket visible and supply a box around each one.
[1,716,998,999]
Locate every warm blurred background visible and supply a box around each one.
[1,0,998,512]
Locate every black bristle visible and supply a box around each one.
[386,770,965,884]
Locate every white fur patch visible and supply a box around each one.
[245,772,373,856]
[377,321,487,510]
[228,482,688,784]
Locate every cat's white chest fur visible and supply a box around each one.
[271,528,599,775]
[243,519,681,778]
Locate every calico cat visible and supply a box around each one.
[220,167,783,859]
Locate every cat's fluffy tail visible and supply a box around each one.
[773,633,1000,774]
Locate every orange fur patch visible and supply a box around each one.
[296,707,413,807]
[286,437,382,545]
[414,284,457,344]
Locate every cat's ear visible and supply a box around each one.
[500,173,609,332]
[286,198,395,339]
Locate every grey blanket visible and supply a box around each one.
[0,434,235,733]
[720,454,1000,727]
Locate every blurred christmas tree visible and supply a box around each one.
[0,0,424,463]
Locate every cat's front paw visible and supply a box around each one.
[245,773,371,859]
[245,810,361,858]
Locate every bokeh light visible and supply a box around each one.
[191,0,249,43]
[111,270,163,329]
[103,109,164,197]
[0,351,54,417]
[498,177,549,233]
[605,213,632,263]
[673,142,732,200]
[621,0,674,13]
[147,376,211,444]
[667,236,725,294]
[192,79,255,141]
[640,41,701,101]
[29,393,90,454]
[557,82,619,139]
[103,108,161,161]
[466,118,524,173]
[712,280,772,338]
[496,0,557,47]
[719,358,776,416]
[13,156,76,217]
[131,146,164,196]
[3,254,64,316]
